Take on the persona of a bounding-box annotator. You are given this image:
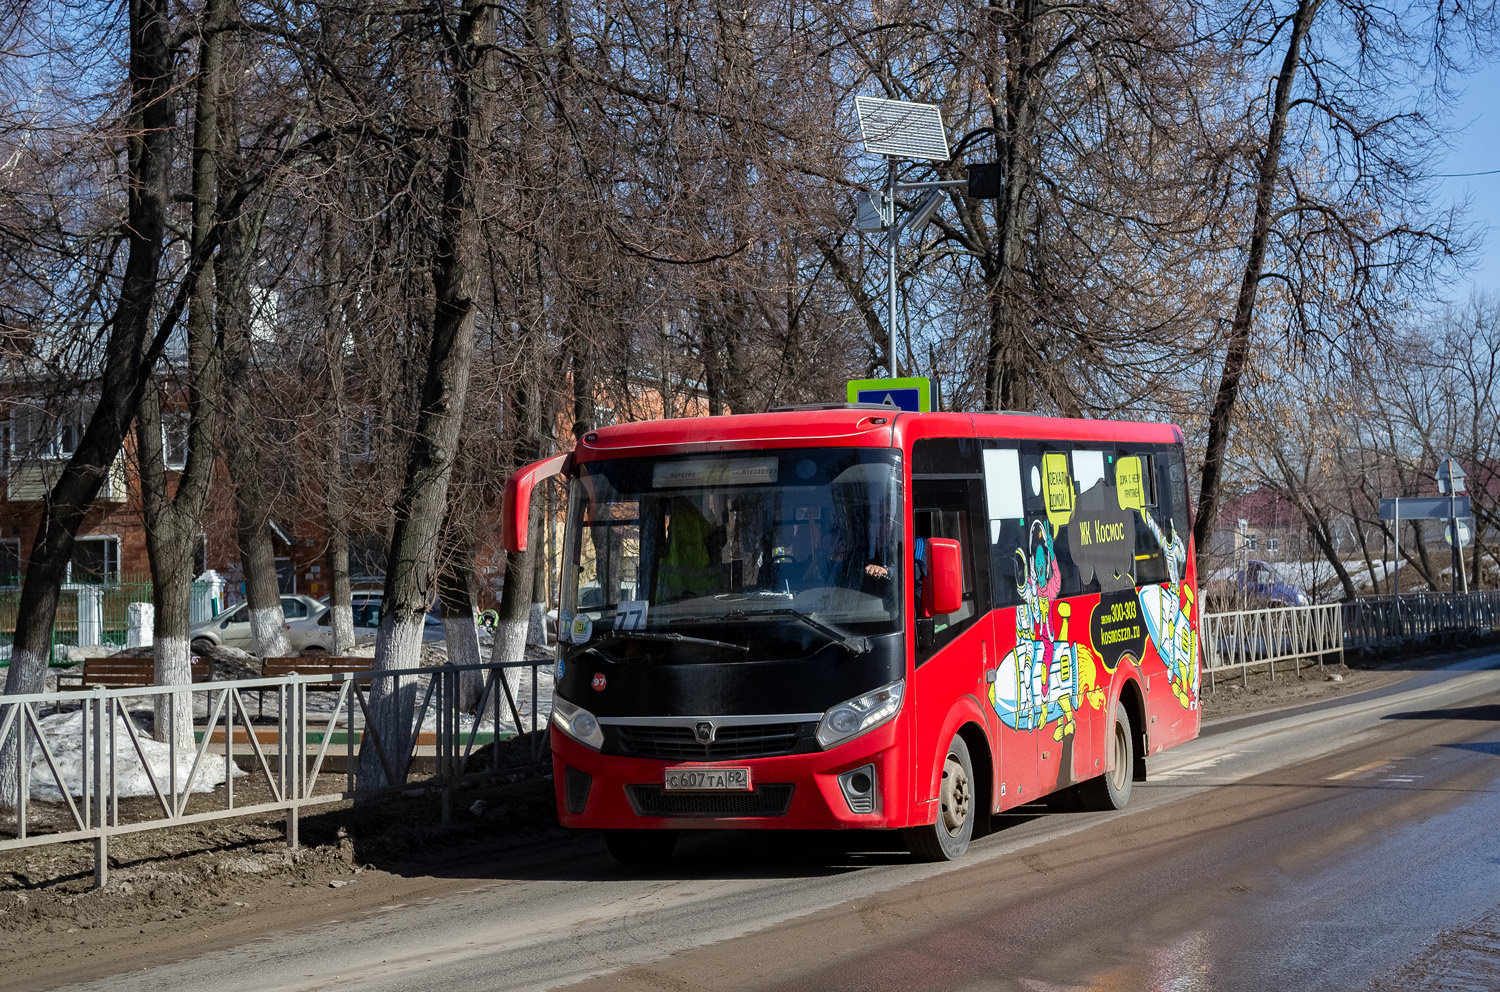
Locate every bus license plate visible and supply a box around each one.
[664,767,751,791]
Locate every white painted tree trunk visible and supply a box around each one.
[494,616,529,731]
[528,603,548,647]
[331,603,355,655]
[0,646,50,806]
[446,613,484,712]
[249,606,291,658]
[153,634,196,755]
[358,611,425,788]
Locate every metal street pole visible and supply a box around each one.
[1450,492,1469,594]
[1392,498,1400,604]
[886,157,898,377]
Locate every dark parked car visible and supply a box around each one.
[1237,559,1311,606]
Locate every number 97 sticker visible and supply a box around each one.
[615,600,649,631]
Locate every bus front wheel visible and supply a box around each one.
[904,734,974,861]
[603,829,679,866]
[1078,706,1134,811]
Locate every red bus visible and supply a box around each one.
[503,406,1201,864]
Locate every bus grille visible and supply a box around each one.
[610,723,808,760]
[626,784,795,818]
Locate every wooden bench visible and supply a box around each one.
[259,656,372,716]
[57,654,210,690]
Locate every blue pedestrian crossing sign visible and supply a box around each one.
[847,376,932,412]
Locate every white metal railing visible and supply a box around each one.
[0,660,547,888]
[1343,591,1500,650]
[1201,603,1344,689]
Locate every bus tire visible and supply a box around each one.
[904,734,975,861]
[603,829,679,866]
[1078,706,1134,811]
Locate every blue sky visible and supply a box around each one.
[1436,60,1500,298]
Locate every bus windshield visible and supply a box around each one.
[560,447,903,648]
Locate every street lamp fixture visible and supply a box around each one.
[852,96,1001,377]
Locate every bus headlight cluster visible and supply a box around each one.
[816,680,904,750]
[552,695,605,750]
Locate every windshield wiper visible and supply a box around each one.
[682,609,869,656]
[579,630,749,660]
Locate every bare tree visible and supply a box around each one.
[136,0,231,746]
[360,0,495,786]
[1193,0,1491,556]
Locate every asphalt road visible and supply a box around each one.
[50,653,1500,992]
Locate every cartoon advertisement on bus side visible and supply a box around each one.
[988,451,1199,741]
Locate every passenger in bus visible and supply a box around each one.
[654,498,724,602]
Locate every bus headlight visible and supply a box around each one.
[816,680,904,750]
[552,695,605,750]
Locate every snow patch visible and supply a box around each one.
[26,710,242,802]
[57,645,116,663]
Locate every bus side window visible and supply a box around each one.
[982,446,1025,608]
[1164,445,1191,540]
[1068,447,1108,596]
[1119,448,1168,586]
[1018,443,1084,598]
[912,479,982,662]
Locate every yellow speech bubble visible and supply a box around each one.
[1042,452,1074,529]
[1116,456,1146,512]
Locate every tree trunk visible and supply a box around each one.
[221,201,288,659]
[1410,520,1439,589]
[0,0,178,805]
[983,1,1039,412]
[1194,0,1323,558]
[1353,515,1381,596]
[438,527,483,711]
[236,501,290,657]
[136,0,228,749]
[359,0,490,788]
[326,520,355,654]
[320,212,356,655]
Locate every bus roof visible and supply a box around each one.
[573,408,1182,463]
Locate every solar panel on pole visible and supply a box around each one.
[855,96,951,161]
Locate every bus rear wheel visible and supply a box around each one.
[603,829,679,866]
[904,734,974,861]
[1077,706,1134,811]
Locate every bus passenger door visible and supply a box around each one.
[908,468,992,810]
[1142,445,1201,750]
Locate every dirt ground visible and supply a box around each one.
[1198,660,1405,721]
[0,641,1494,991]
[0,731,578,990]
[1199,636,1500,722]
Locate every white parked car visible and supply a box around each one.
[285,595,444,653]
[190,594,323,653]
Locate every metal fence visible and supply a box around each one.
[0,575,154,662]
[0,574,232,665]
[1342,591,1500,650]
[1201,602,1344,689]
[0,659,545,887]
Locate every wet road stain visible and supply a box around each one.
[1366,908,1500,991]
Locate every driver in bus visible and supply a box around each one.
[795,511,889,590]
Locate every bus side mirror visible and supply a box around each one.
[502,453,572,552]
[926,538,963,615]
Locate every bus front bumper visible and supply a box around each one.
[550,724,906,831]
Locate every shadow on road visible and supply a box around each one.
[1385,704,1500,722]
[1443,741,1500,756]
[288,775,1068,886]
